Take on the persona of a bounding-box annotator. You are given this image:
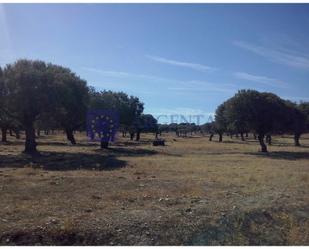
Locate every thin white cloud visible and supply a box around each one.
[83,67,236,94]
[82,67,179,84]
[146,55,216,72]
[173,80,237,93]
[90,81,161,98]
[84,69,130,77]
[234,40,309,70]
[167,86,234,94]
[234,72,288,88]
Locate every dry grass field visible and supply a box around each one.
[0,132,309,245]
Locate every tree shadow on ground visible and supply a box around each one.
[176,135,204,139]
[270,142,309,149]
[37,141,99,147]
[0,140,24,146]
[221,140,252,145]
[0,151,127,171]
[245,151,309,160]
[115,140,153,147]
[203,151,246,156]
[94,147,159,157]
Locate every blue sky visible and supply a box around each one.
[1,4,309,124]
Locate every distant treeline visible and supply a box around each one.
[1,59,308,154]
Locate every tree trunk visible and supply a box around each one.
[253,133,257,140]
[100,140,109,149]
[294,133,301,146]
[240,132,245,141]
[66,129,76,145]
[15,129,20,139]
[1,127,7,142]
[245,132,248,137]
[218,133,223,142]
[24,124,37,154]
[9,129,13,136]
[37,129,41,137]
[266,135,272,145]
[130,132,134,141]
[258,134,267,152]
[209,133,214,141]
[136,131,141,141]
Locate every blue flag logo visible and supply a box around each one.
[87,110,119,142]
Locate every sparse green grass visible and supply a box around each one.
[0,132,308,245]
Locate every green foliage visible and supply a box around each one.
[214,102,228,134]
[200,122,215,134]
[2,59,91,149]
[168,123,178,133]
[135,114,158,133]
[48,64,89,131]
[2,59,60,152]
[158,124,169,133]
[3,60,57,125]
[89,90,144,127]
[224,89,288,136]
[282,100,307,135]
[2,57,308,153]
[298,102,309,131]
[0,66,19,131]
[0,66,7,126]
